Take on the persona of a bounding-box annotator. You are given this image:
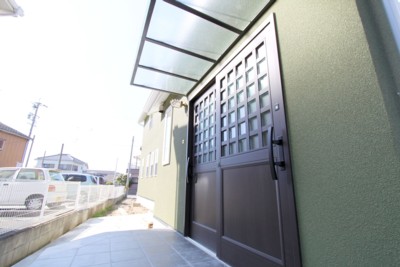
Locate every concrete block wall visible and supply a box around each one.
[0,195,124,267]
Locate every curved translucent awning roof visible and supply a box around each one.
[131,0,273,95]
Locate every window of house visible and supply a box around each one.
[154,149,158,176]
[140,157,145,178]
[162,106,172,165]
[58,164,73,170]
[144,150,160,177]
[0,139,5,151]
[43,163,55,168]
[146,154,150,177]
[150,151,154,176]
[148,149,159,177]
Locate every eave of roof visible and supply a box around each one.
[35,154,88,166]
[138,90,170,123]
[0,121,29,140]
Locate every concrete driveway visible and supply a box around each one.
[13,214,228,267]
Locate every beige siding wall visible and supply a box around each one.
[138,96,188,232]
[0,132,28,167]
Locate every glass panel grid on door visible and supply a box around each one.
[189,16,301,266]
[218,41,272,157]
[193,89,217,165]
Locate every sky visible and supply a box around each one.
[0,0,151,172]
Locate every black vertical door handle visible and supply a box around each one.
[185,157,190,183]
[268,126,285,180]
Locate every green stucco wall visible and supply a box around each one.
[137,111,162,203]
[188,0,400,265]
[138,96,188,233]
[269,0,400,266]
[153,99,188,233]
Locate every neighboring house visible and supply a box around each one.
[0,0,23,16]
[35,154,88,172]
[137,92,188,229]
[133,1,400,266]
[126,167,140,184]
[125,155,141,183]
[0,122,29,167]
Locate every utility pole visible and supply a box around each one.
[25,135,35,167]
[22,101,47,167]
[126,136,134,188]
[58,144,64,169]
[41,151,46,167]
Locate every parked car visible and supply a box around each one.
[0,167,68,210]
[61,173,99,185]
[62,173,103,204]
[94,176,105,185]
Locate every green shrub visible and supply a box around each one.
[92,205,114,218]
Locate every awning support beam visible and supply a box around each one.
[132,83,186,96]
[145,37,217,63]
[138,65,199,82]
[130,0,156,85]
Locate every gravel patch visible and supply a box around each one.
[107,198,148,216]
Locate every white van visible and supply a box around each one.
[0,167,68,210]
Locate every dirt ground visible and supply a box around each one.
[106,198,148,216]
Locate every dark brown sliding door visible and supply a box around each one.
[189,15,301,267]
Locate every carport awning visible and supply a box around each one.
[0,0,23,16]
[131,0,273,95]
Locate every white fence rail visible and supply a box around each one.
[0,182,126,236]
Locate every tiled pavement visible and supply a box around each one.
[13,214,228,267]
